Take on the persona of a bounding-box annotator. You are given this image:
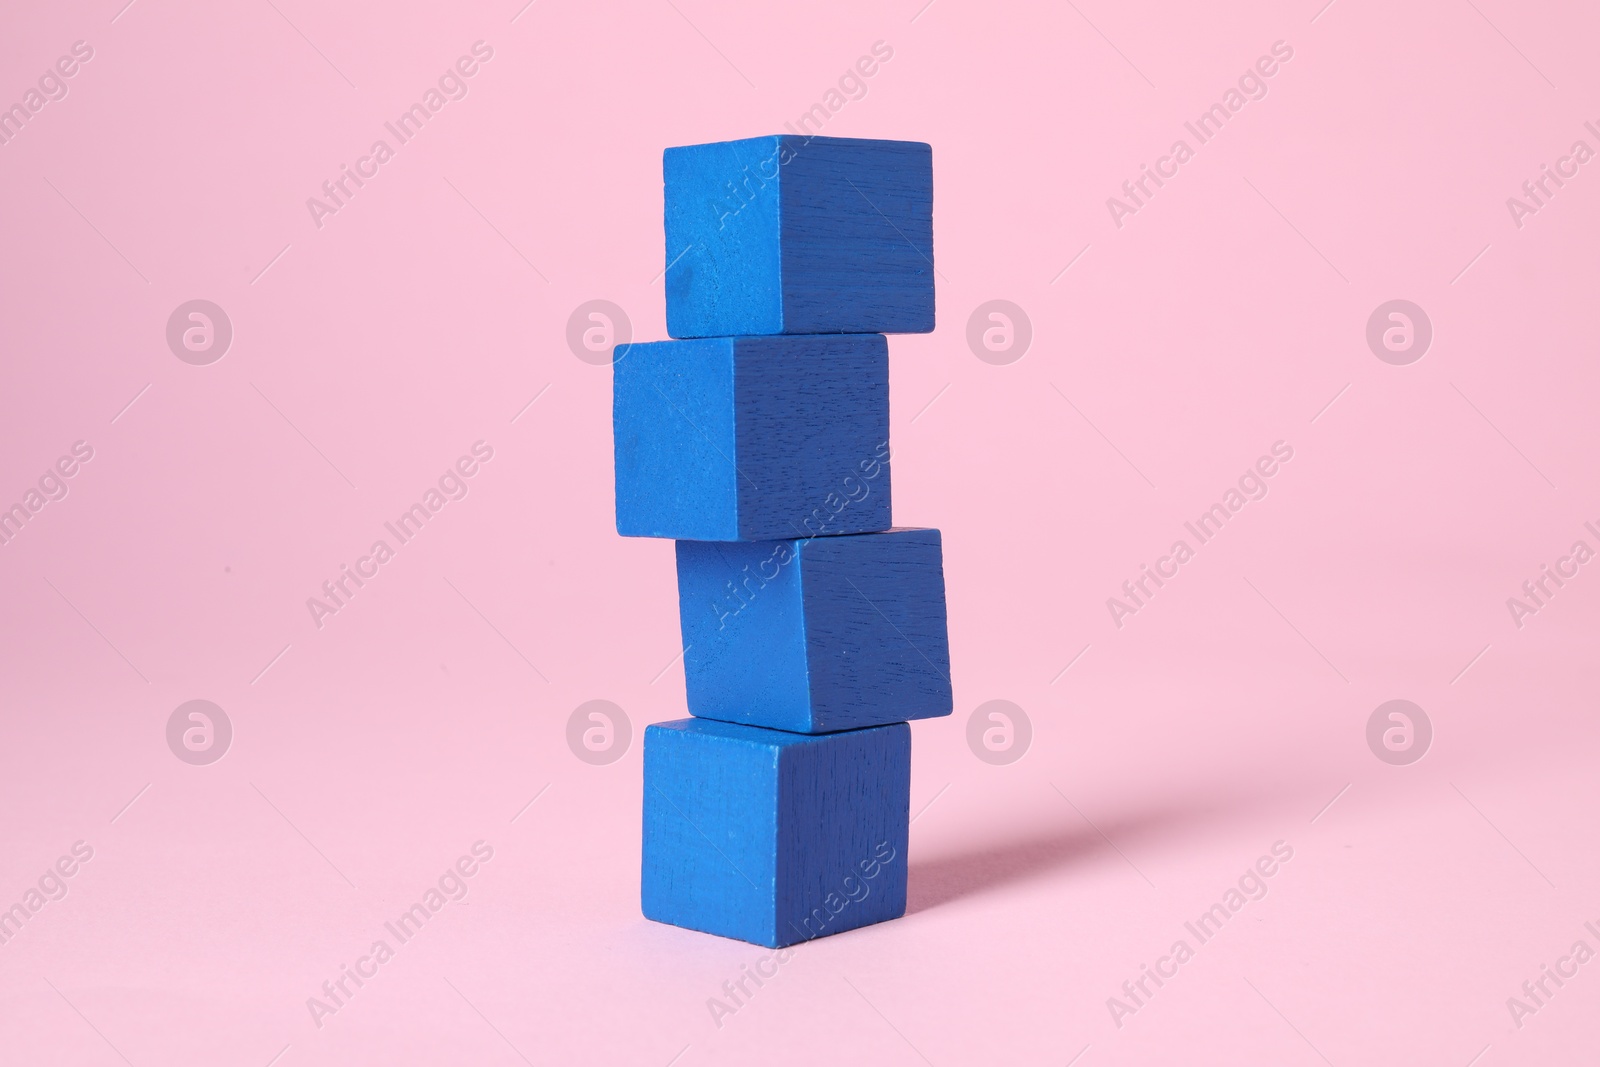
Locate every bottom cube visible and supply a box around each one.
[642,717,909,948]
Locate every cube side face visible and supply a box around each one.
[664,138,785,338]
[614,339,739,539]
[774,723,910,947]
[798,529,953,731]
[677,539,814,733]
[641,720,783,946]
[778,137,934,335]
[732,335,892,541]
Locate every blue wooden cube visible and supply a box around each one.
[613,334,891,541]
[664,135,935,338]
[676,528,951,733]
[642,717,910,947]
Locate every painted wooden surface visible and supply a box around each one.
[613,334,890,541]
[676,528,952,733]
[642,717,910,948]
[634,134,940,948]
[664,135,935,338]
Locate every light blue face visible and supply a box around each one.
[641,717,911,948]
[663,136,786,338]
[613,337,740,540]
[677,537,814,733]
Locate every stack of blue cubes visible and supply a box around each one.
[614,135,951,948]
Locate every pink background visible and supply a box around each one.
[3,0,1598,1063]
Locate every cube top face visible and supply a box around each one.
[613,334,891,541]
[676,528,953,733]
[663,135,935,338]
[642,718,910,947]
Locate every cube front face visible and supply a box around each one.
[613,338,738,541]
[641,720,782,945]
[677,529,953,733]
[642,718,910,948]
[614,335,891,541]
[664,136,934,338]
[676,539,814,732]
[664,137,785,337]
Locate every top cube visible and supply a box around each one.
[664,136,934,338]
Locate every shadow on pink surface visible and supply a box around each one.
[907,787,1279,913]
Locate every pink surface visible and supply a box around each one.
[2,1,1598,1063]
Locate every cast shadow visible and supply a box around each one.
[904,790,1274,915]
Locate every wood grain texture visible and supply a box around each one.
[676,528,952,733]
[663,135,934,338]
[613,334,890,541]
[642,717,910,948]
